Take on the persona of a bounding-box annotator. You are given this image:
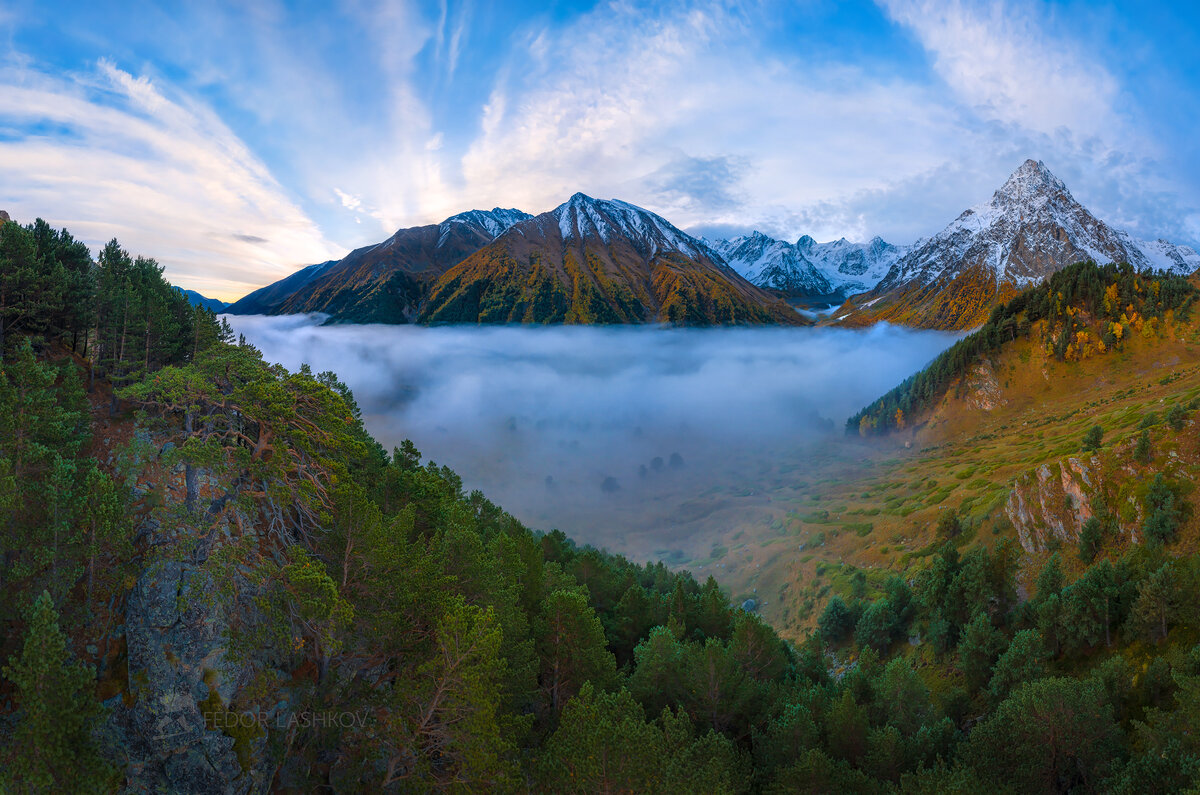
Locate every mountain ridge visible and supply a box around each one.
[420,193,804,326]
[834,159,1199,329]
[227,162,1200,329]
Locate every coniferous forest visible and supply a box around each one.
[3,216,1200,794]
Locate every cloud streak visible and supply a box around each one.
[0,59,341,300]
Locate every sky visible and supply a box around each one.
[1,0,1198,301]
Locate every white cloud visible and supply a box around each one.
[456,3,963,235]
[0,60,342,300]
[877,0,1119,138]
[334,188,363,212]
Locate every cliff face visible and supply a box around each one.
[1006,457,1100,553]
[101,426,295,794]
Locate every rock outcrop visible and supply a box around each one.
[1006,456,1098,552]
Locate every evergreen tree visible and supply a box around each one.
[1,591,114,792]
[537,589,618,712]
[1134,431,1152,463]
[818,595,855,643]
[988,629,1046,703]
[1128,563,1180,643]
[1143,474,1184,546]
[1079,517,1105,562]
[965,678,1123,792]
[958,611,1005,693]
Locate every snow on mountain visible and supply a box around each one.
[710,232,907,296]
[842,159,1200,330]
[549,193,713,260]
[442,207,532,240]
[1135,238,1200,275]
[876,159,1158,294]
[710,233,831,294]
[799,235,909,294]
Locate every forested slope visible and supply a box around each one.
[1,221,1199,792]
[848,261,1198,435]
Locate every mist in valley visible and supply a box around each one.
[225,316,959,564]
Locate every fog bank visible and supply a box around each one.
[225,316,959,558]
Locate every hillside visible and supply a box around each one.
[224,259,338,314]
[836,160,1200,330]
[697,263,1200,634]
[226,209,530,323]
[177,288,228,312]
[421,193,805,326]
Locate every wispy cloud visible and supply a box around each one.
[878,0,1120,136]
[457,3,962,234]
[0,59,341,300]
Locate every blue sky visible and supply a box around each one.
[1,0,1198,300]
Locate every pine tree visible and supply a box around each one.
[1128,563,1179,643]
[958,611,1005,693]
[988,629,1046,703]
[537,589,618,712]
[2,591,114,792]
[967,678,1122,792]
[818,595,855,643]
[1079,517,1105,562]
[1134,431,1152,463]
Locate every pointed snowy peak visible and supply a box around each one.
[992,159,1070,205]
[549,193,709,259]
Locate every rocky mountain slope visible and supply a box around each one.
[226,209,530,323]
[420,193,804,325]
[710,232,907,298]
[835,160,1200,329]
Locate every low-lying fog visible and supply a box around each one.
[225,316,959,563]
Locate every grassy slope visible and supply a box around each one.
[701,304,1200,642]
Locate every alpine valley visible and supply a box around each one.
[6,156,1200,795]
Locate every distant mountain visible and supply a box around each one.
[226,208,531,322]
[225,260,338,315]
[710,232,907,297]
[420,193,805,326]
[836,159,1200,330]
[177,288,228,312]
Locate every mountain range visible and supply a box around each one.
[708,233,909,300]
[230,195,802,326]
[228,159,1200,330]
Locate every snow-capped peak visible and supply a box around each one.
[710,231,907,296]
[993,159,1069,206]
[442,207,533,239]
[551,193,709,259]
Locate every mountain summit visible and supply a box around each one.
[836,160,1199,329]
[711,232,907,298]
[227,207,531,322]
[420,194,803,325]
